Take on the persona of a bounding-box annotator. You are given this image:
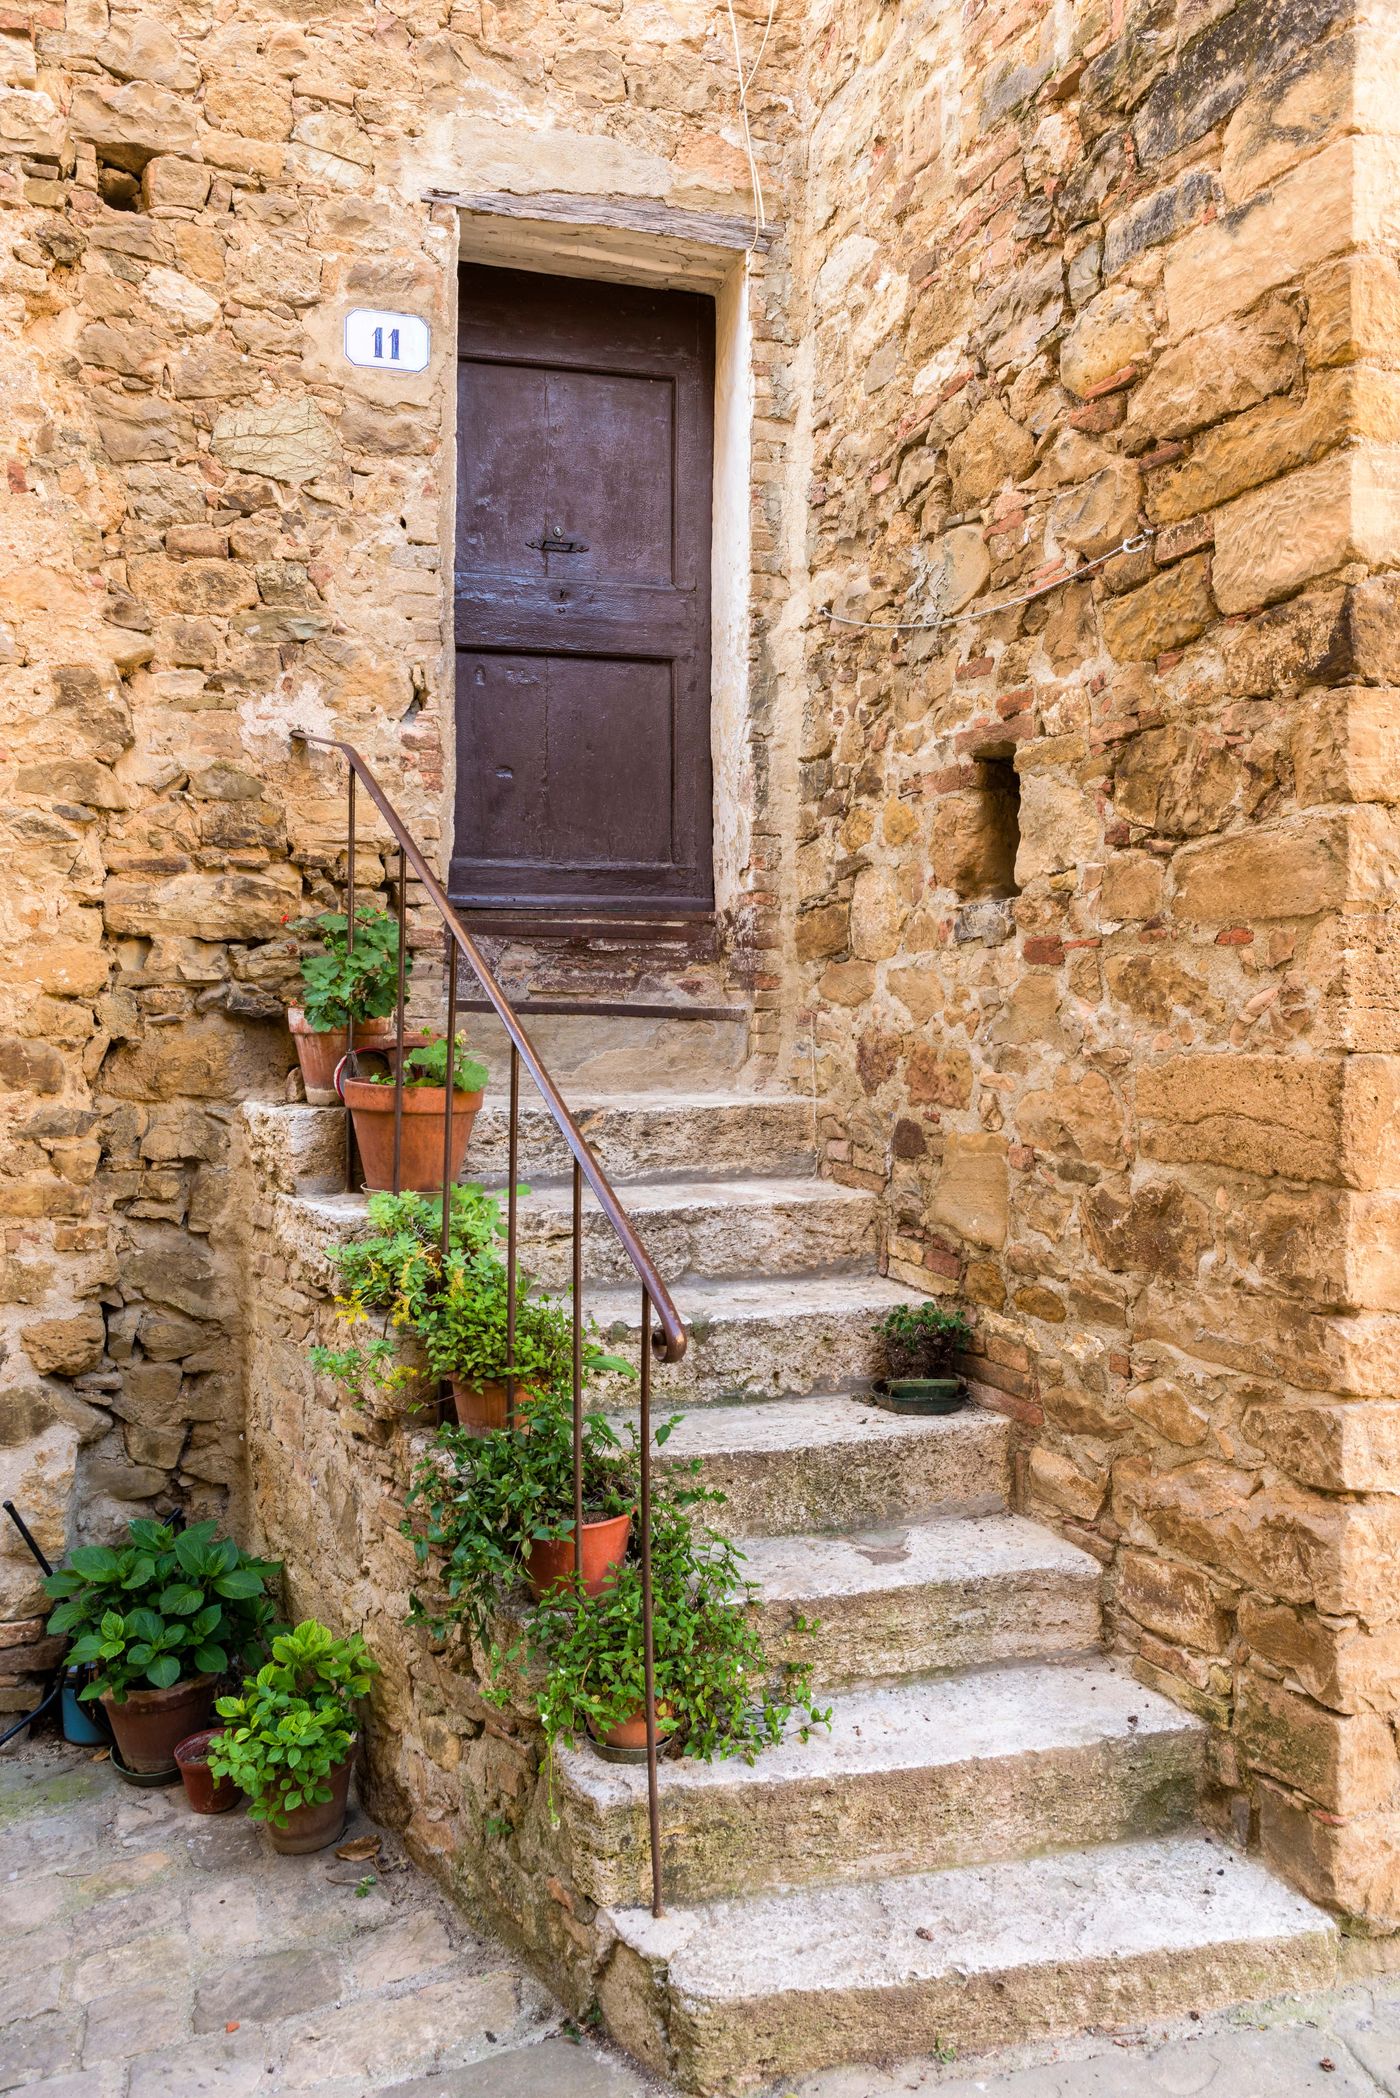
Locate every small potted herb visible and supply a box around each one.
[872,1300,972,1414]
[207,1619,377,1853]
[42,1519,281,1780]
[309,1186,508,1420]
[288,906,409,1104]
[405,1391,643,1629]
[339,1030,489,1193]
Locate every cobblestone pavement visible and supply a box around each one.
[0,1740,657,2097]
[788,1976,1400,2098]
[10,1738,1400,2098]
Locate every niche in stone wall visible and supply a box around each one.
[931,752,1021,900]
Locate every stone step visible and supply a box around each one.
[515,1174,878,1289]
[599,1833,1337,2093]
[247,1096,819,1201]
[469,1007,750,1092]
[556,1658,1206,1908]
[741,1512,1103,1685]
[588,1272,928,1405]
[611,1394,1010,1536]
[466,1091,818,1187]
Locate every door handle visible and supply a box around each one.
[527,534,589,554]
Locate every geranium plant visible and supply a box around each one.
[364,1031,488,1092]
[293,906,408,1032]
[207,1618,377,1827]
[42,1518,281,1702]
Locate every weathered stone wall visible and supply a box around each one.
[792,0,1400,1924]
[236,1101,630,2007]
[0,0,798,1710]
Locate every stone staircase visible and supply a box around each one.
[269,1074,1337,2091]
[473,1079,1336,2090]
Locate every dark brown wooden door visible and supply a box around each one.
[452,265,715,916]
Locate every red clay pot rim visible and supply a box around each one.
[337,1070,484,1112]
[287,1008,399,1037]
[100,1672,216,1711]
[173,1728,224,1767]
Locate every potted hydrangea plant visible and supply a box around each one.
[287,905,409,1104]
[207,1619,377,1853]
[42,1519,281,1780]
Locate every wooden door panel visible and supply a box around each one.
[454,362,549,574]
[456,654,675,898]
[451,263,714,916]
[544,370,675,582]
[456,655,547,865]
[545,658,674,867]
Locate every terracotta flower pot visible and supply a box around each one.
[449,1378,545,1436]
[288,1009,397,1106]
[100,1675,217,1775]
[524,1511,632,1600]
[265,1740,357,1855]
[339,1075,483,1193]
[174,1729,241,1815]
[589,1704,675,1762]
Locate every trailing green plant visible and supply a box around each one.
[206,1618,377,1827]
[292,906,408,1031]
[875,1299,972,1380]
[365,1031,488,1092]
[42,1518,281,1703]
[403,1390,647,1643]
[403,1401,828,1805]
[531,1498,829,1775]
[309,1186,630,1408]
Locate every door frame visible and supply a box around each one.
[437,197,755,938]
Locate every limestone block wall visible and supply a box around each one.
[0,0,799,1706]
[792,0,1400,1924]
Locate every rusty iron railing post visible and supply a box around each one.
[506,1043,519,1430]
[439,926,458,1265]
[391,844,408,1196]
[571,1159,584,1580]
[344,768,357,1193]
[640,1284,663,1918]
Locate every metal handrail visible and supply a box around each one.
[291,730,683,1915]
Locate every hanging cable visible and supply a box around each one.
[823,530,1156,633]
[726,0,777,241]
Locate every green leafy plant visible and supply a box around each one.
[875,1299,972,1379]
[310,1187,631,1407]
[365,1031,488,1093]
[206,1618,377,1827]
[531,1498,828,1775]
[404,1390,646,1643]
[42,1518,281,1703]
[293,907,408,1032]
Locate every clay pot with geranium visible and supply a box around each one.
[872,1300,973,1414]
[288,905,409,1104]
[42,1518,280,1780]
[207,1619,377,1853]
[339,1031,489,1193]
